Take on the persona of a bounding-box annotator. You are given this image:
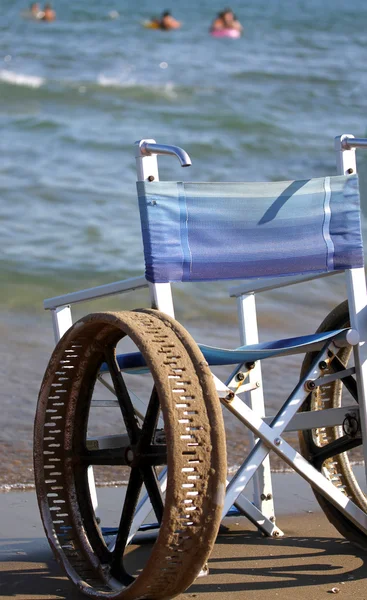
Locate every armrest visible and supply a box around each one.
[44,275,148,310]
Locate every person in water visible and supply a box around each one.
[23,3,44,19]
[210,8,243,33]
[42,3,56,21]
[30,3,42,17]
[159,11,181,30]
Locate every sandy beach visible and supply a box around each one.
[1,472,367,600]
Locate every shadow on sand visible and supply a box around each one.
[1,517,366,599]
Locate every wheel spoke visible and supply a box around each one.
[312,434,362,469]
[141,466,164,523]
[138,445,167,466]
[79,447,129,466]
[330,355,358,402]
[140,387,160,445]
[111,468,144,582]
[104,347,141,444]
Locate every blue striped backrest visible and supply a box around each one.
[136,175,363,283]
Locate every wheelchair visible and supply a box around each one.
[34,134,367,598]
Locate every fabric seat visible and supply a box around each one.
[99,327,349,373]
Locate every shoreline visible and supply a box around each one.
[1,462,365,495]
[0,466,296,494]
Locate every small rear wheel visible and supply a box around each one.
[34,309,227,598]
[299,300,367,547]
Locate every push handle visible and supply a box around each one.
[137,141,192,167]
[341,137,367,150]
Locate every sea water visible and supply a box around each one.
[0,0,366,488]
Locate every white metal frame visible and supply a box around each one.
[43,135,367,542]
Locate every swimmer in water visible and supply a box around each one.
[23,3,44,19]
[41,3,56,21]
[159,11,181,30]
[147,16,160,28]
[30,3,41,17]
[210,8,243,33]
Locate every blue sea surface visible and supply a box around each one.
[0,0,366,486]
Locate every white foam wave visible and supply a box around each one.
[97,73,135,88]
[0,482,35,492]
[0,69,44,89]
[0,480,130,493]
[97,74,178,98]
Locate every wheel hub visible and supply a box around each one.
[125,448,135,464]
[342,413,360,437]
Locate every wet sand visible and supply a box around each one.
[1,473,367,600]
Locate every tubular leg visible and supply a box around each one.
[51,305,72,342]
[149,282,175,317]
[237,293,277,524]
[346,268,367,488]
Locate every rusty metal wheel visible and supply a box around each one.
[299,300,367,548]
[34,309,227,599]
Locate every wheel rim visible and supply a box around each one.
[299,300,367,544]
[34,310,227,599]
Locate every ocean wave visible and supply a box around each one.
[96,74,179,97]
[0,479,134,493]
[0,69,44,89]
[0,482,35,493]
[97,73,136,88]
[0,69,185,101]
